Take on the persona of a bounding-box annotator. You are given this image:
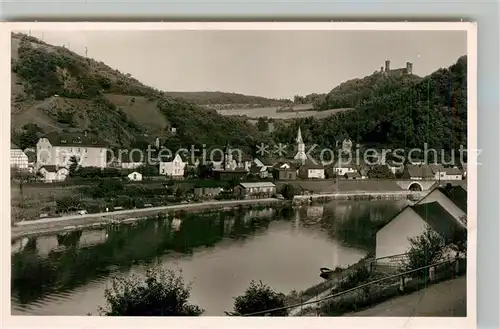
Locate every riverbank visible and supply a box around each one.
[11,198,284,240]
[293,190,423,205]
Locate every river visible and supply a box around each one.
[11,200,407,316]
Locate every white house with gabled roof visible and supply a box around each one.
[36,131,107,169]
[159,153,186,179]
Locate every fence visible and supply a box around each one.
[242,256,466,317]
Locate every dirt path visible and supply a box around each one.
[346,276,467,317]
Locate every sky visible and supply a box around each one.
[22,29,466,100]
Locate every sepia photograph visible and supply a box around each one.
[5,22,475,324]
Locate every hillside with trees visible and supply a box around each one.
[316,70,422,110]
[273,55,467,154]
[10,33,266,151]
[292,70,422,111]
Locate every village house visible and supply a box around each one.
[213,168,248,181]
[234,182,276,199]
[428,163,444,180]
[386,159,404,175]
[298,160,325,179]
[342,138,353,153]
[127,171,143,181]
[344,171,362,180]
[193,181,224,198]
[375,185,468,264]
[402,164,434,180]
[38,165,69,183]
[375,201,466,264]
[253,157,276,170]
[440,167,464,181]
[272,161,298,180]
[36,131,107,169]
[10,143,29,170]
[250,164,270,179]
[119,150,145,169]
[159,153,187,179]
[333,158,357,177]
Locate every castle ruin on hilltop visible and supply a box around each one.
[379,60,413,77]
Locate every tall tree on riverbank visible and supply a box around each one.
[99,265,203,316]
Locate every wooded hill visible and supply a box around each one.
[293,69,422,111]
[10,33,268,153]
[273,55,468,154]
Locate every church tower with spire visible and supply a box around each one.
[294,126,307,163]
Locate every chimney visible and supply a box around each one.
[406,62,413,75]
[385,60,390,72]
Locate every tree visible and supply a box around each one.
[99,265,203,316]
[401,227,446,278]
[367,165,395,179]
[56,195,82,213]
[227,280,287,316]
[257,117,269,132]
[280,184,297,200]
[68,156,79,176]
[138,164,159,178]
[197,163,214,179]
[175,186,184,199]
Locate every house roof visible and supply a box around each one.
[239,182,276,189]
[258,157,277,166]
[428,164,444,174]
[439,185,467,213]
[301,159,324,170]
[345,171,361,178]
[333,158,356,169]
[406,164,434,178]
[443,167,463,175]
[41,131,107,148]
[39,165,55,172]
[411,201,466,243]
[250,165,265,173]
[128,171,141,175]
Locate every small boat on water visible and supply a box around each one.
[319,266,343,280]
[320,267,333,279]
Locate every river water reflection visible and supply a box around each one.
[11,200,407,316]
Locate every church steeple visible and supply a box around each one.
[294,126,307,163]
[296,126,304,144]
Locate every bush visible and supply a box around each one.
[227,280,287,316]
[401,227,446,278]
[367,165,396,179]
[99,265,203,316]
[280,184,297,200]
[56,195,82,213]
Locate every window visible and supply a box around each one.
[77,148,81,153]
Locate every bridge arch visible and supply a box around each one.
[408,182,423,191]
